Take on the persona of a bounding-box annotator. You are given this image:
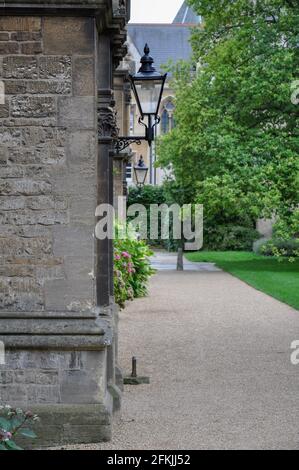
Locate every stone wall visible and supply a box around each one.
[0,1,129,446]
[0,15,97,313]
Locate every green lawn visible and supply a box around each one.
[185,251,299,311]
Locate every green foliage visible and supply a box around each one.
[127,183,188,252]
[128,185,166,208]
[0,406,39,451]
[127,185,166,246]
[114,225,155,309]
[157,0,299,254]
[205,224,260,251]
[259,238,299,260]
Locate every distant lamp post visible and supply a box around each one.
[134,156,148,187]
[115,44,167,153]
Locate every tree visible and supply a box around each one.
[157,0,299,251]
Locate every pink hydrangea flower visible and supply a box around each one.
[121,251,131,258]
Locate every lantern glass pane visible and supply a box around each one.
[134,79,163,115]
[135,167,148,185]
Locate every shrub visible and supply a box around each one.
[128,184,260,252]
[204,224,260,251]
[127,185,166,247]
[127,184,183,251]
[114,226,155,309]
[0,405,39,451]
[259,238,299,259]
[128,185,166,208]
[114,246,135,309]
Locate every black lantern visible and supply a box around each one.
[115,44,167,153]
[134,156,148,187]
[130,44,167,121]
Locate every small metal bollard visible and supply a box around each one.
[131,356,137,378]
[123,356,150,385]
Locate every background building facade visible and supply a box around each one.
[127,1,201,186]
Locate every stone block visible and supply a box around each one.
[73,57,95,96]
[0,127,23,146]
[57,97,95,129]
[67,130,96,166]
[27,385,60,404]
[0,32,9,41]
[0,146,8,165]
[10,32,41,41]
[44,279,94,312]
[0,42,19,54]
[2,56,38,79]
[21,42,43,55]
[43,17,94,55]
[15,404,112,448]
[0,17,41,32]
[11,96,56,118]
[3,80,27,94]
[3,351,59,371]
[0,291,44,312]
[34,370,60,386]
[8,146,65,165]
[1,210,69,226]
[26,80,72,95]
[21,127,66,147]
[2,117,57,127]
[0,237,52,256]
[60,368,105,404]
[39,56,71,80]
[0,385,27,403]
[0,179,52,196]
[60,352,82,371]
[25,196,55,210]
[0,196,25,210]
[0,102,9,118]
[0,264,35,278]
[0,370,14,384]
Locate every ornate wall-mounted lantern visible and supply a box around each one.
[134,155,149,187]
[115,44,167,153]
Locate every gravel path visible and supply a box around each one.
[68,254,299,450]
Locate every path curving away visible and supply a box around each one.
[74,253,299,450]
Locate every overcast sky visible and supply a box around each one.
[130,0,184,23]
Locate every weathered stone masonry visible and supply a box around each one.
[0,0,129,447]
[0,15,96,312]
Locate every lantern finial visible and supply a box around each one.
[139,43,156,73]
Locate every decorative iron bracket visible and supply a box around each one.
[114,136,145,153]
[114,116,160,153]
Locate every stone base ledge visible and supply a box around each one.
[0,306,113,319]
[0,309,115,350]
[0,334,110,350]
[7,403,112,449]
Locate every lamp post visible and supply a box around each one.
[115,44,167,153]
[134,155,149,187]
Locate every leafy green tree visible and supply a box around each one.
[157,0,299,251]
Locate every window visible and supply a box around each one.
[130,105,136,133]
[160,99,175,134]
[126,163,132,181]
[161,109,169,134]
